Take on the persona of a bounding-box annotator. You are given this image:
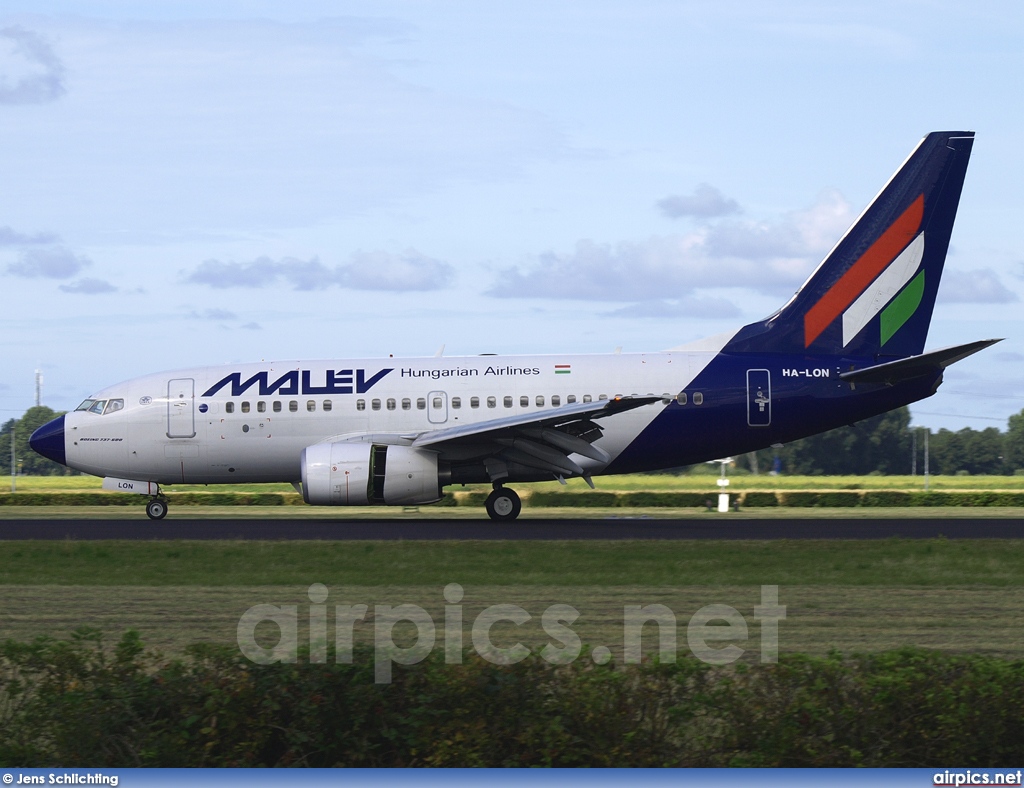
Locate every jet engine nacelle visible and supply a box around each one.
[301,442,442,506]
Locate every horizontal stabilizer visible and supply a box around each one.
[839,339,1001,385]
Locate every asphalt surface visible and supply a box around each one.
[1,518,1023,540]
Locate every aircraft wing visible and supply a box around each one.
[409,395,665,481]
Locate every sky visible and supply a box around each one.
[1,0,1022,432]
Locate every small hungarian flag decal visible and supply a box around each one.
[555,364,571,374]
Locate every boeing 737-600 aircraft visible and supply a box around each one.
[31,131,997,520]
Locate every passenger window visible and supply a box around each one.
[520,395,529,407]
[566,395,576,404]
[551,395,560,406]
[307,400,316,412]
[323,400,332,412]
[225,402,235,414]
[257,401,266,413]
[503,396,513,408]
[676,392,687,405]
[273,401,282,413]
[103,399,124,414]
[402,398,411,410]
[387,398,396,411]
[356,399,366,411]
[417,398,426,410]
[536,395,545,407]
[372,399,381,411]
[693,392,704,405]
[452,397,461,409]
[487,396,496,408]
[241,401,250,413]
[470,397,479,409]
[432,397,443,409]
[598,394,608,401]
[583,395,592,403]
[289,401,298,412]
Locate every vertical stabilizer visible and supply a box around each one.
[725,131,974,359]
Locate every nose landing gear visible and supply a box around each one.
[145,497,169,520]
[484,485,521,521]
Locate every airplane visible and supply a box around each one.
[30,130,998,521]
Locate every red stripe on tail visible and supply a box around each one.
[803,195,924,348]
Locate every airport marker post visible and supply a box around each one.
[715,457,732,513]
[716,477,729,512]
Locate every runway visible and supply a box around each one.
[1,518,1023,540]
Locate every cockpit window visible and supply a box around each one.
[103,399,124,414]
[88,400,107,414]
[76,399,96,411]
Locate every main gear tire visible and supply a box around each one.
[484,487,521,521]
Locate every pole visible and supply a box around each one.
[924,430,930,491]
[10,423,15,493]
[35,370,42,408]
[911,430,917,476]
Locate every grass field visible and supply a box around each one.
[2,537,1024,661]
[6,505,1024,520]
[6,476,1024,663]
[12,472,1024,493]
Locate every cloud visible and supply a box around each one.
[0,27,67,105]
[185,257,281,288]
[184,250,454,292]
[0,226,59,245]
[240,322,262,330]
[996,352,1024,363]
[6,247,91,279]
[939,269,1019,304]
[603,296,743,319]
[657,184,740,219]
[187,308,239,320]
[488,190,853,302]
[0,18,564,236]
[339,250,454,291]
[58,277,117,294]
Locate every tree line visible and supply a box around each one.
[751,407,1024,476]
[4,404,1024,477]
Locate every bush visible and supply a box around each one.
[617,492,709,507]
[814,492,862,507]
[741,492,779,507]
[528,491,619,507]
[779,492,820,507]
[3,633,1024,767]
[862,490,911,507]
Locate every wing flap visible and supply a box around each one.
[411,395,663,448]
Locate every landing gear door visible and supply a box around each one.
[167,378,196,438]
[746,369,771,427]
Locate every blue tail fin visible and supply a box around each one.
[725,131,974,360]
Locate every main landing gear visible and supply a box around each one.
[484,485,521,521]
[146,496,169,520]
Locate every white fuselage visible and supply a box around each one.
[65,348,725,485]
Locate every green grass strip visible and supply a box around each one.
[2,539,1023,587]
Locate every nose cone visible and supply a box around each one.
[30,415,66,466]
